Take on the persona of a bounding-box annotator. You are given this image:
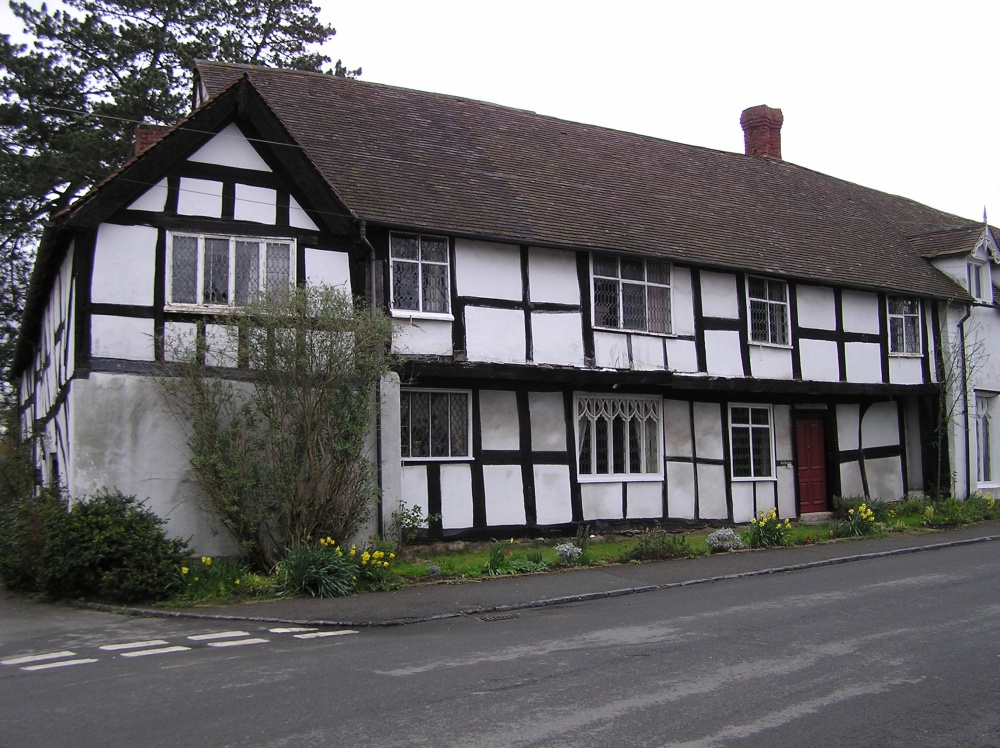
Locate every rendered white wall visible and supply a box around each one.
[90,315,155,361]
[844,342,882,383]
[594,331,630,369]
[401,465,429,519]
[92,224,157,306]
[631,335,665,370]
[466,307,525,362]
[440,463,474,529]
[626,482,661,518]
[671,267,695,336]
[731,482,754,523]
[889,356,923,384]
[865,456,904,498]
[799,339,840,382]
[531,312,585,366]
[841,290,880,334]
[177,177,223,218]
[861,402,899,448]
[700,271,739,318]
[796,285,837,330]
[693,402,724,460]
[666,462,696,519]
[305,248,351,289]
[128,178,168,212]
[696,464,728,518]
[455,240,521,300]
[378,373,403,533]
[479,390,520,450]
[533,464,573,524]
[665,338,699,373]
[529,392,566,451]
[704,330,744,377]
[529,247,580,305]
[581,482,623,520]
[749,345,793,379]
[187,123,272,171]
[483,465,526,525]
[837,404,861,450]
[289,196,319,231]
[392,318,452,356]
[663,399,693,456]
[234,185,277,224]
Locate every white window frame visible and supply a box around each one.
[591,252,672,335]
[976,394,997,486]
[887,296,921,356]
[166,232,295,310]
[389,232,452,320]
[729,404,776,481]
[400,389,472,461]
[574,393,663,482]
[747,277,790,347]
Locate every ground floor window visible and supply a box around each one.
[575,394,662,479]
[976,394,996,484]
[730,404,774,479]
[400,389,470,459]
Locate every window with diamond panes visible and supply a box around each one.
[390,233,450,314]
[169,234,293,307]
[748,277,789,345]
[730,405,774,479]
[576,395,661,478]
[400,390,470,459]
[887,297,920,354]
[592,253,671,334]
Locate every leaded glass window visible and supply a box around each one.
[748,277,789,345]
[576,395,662,478]
[592,253,671,334]
[401,390,470,459]
[976,395,995,484]
[168,234,294,307]
[887,297,921,355]
[730,405,774,479]
[390,233,450,314]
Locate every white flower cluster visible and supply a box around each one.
[706,527,746,553]
[554,542,584,563]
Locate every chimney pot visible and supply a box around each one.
[740,105,783,159]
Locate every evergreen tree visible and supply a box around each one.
[0,0,356,405]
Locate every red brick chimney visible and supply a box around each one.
[740,105,783,159]
[134,123,173,156]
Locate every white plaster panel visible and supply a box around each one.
[777,463,797,518]
[483,465,526,526]
[68,373,238,556]
[188,123,272,171]
[92,224,157,306]
[666,461,696,519]
[529,247,580,305]
[671,266,695,336]
[696,464,729,519]
[756,482,778,515]
[865,456,905,499]
[888,356,923,385]
[844,342,883,383]
[861,402,899,448]
[289,195,319,231]
[700,271,739,318]
[664,338,699,373]
[533,464,573,525]
[378,373,403,534]
[581,482,623,520]
[749,345,793,380]
[796,285,837,330]
[731,482,754,523]
[401,465,429,520]
[841,290,880,334]
[529,392,567,451]
[455,240,522,300]
[837,404,861,451]
[663,399,693,458]
[163,322,197,362]
[204,323,238,368]
[466,307,526,363]
[128,178,168,212]
[440,463,474,530]
[594,331,630,369]
[531,312,585,366]
[773,405,793,461]
[631,335,665,370]
[693,402,724,460]
[177,177,223,217]
[479,390,520,451]
[840,461,865,498]
[798,338,840,382]
[626,481,662,519]
[234,184,277,224]
[305,248,351,290]
[392,318,453,356]
[704,330,745,377]
[90,315,154,361]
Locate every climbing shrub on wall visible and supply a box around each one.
[161,286,395,570]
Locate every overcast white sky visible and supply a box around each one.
[318,0,999,224]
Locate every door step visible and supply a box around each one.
[798,511,833,525]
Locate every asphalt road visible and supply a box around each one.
[2,540,998,747]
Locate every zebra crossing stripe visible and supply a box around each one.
[120,646,192,658]
[293,630,358,639]
[22,659,99,672]
[188,631,250,641]
[1,651,76,666]
[269,627,317,633]
[100,640,169,651]
[206,638,269,648]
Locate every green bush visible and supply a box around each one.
[834,496,893,523]
[175,555,253,602]
[619,530,702,561]
[37,490,189,603]
[829,502,885,538]
[743,508,792,548]
[0,488,65,592]
[275,543,357,598]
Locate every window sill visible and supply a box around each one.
[165,303,242,315]
[577,473,664,483]
[402,456,472,463]
[391,310,455,323]
[593,326,675,338]
[748,341,792,350]
[731,476,778,483]
[888,352,923,358]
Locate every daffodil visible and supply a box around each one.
[181,566,189,575]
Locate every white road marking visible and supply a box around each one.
[206,638,269,648]
[100,640,169,651]
[1,651,76,666]
[187,631,250,641]
[293,630,358,639]
[21,659,99,672]
[120,646,192,658]
[269,627,318,633]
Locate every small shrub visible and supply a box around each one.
[829,502,885,538]
[834,496,893,524]
[275,543,356,598]
[37,490,189,603]
[390,502,440,547]
[743,508,792,548]
[483,541,516,576]
[620,531,702,562]
[554,542,584,564]
[706,527,745,553]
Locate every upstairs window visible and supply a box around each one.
[400,389,470,459]
[168,233,293,307]
[592,253,671,334]
[576,394,662,479]
[730,404,774,479]
[748,277,789,345]
[887,297,921,355]
[390,233,450,315]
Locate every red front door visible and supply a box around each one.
[795,417,828,513]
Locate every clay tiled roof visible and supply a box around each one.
[194,62,973,300]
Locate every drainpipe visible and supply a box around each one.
[958,304,973,499]
[358,220,385,536]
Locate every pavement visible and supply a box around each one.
[97,522,1000,628]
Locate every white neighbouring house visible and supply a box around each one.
[13,63,999,554]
